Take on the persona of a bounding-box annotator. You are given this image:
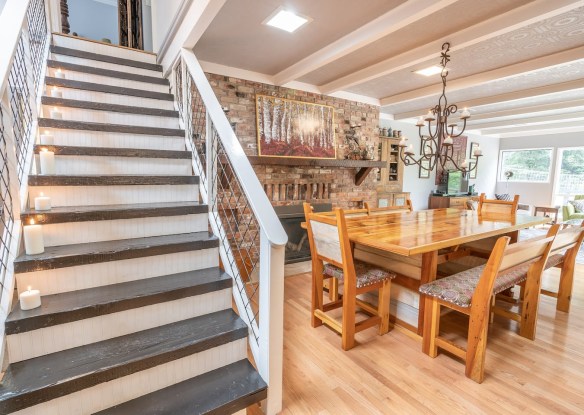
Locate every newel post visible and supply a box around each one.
[258,231,285,415]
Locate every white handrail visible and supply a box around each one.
[181,49,288,247]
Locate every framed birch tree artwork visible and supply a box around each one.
[256,95,336,159]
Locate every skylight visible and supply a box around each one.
[414,65,444,76]
[264,9,310,33]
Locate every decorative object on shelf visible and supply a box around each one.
[387,127,392,137]
[39,148,56,174]
[362,144,376,160]
[34,192,51,211]
[19,286,41,311]
[256,95,335,159]
[504,170,514,191]
[344,123,363,160]
[398,42,481,176]
[419,160,431,178]
[381,128,387,137]
[23,219,44,255]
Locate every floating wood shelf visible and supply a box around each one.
[247,156,386,185]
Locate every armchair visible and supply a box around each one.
[563,195,584,221]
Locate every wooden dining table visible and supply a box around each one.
[340,208,549,335]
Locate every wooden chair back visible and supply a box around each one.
[364,200,413,215]
[551,222,584,254]
[477,193,520,216]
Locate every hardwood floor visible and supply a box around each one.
[281,265,584,414]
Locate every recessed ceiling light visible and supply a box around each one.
[264,8,310,33]
[413,65,444,76]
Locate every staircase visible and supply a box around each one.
[0,35,266,414]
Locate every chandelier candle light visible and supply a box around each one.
[398,42,482,174]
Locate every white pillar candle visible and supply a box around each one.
[19,286,41,310]
[50,88,63,98]
[461,107,471,119]
[40,134,54,145]
[50,108,62,120]
[54,69,66,79]
[39,149,56,174]
[473,146,483,156]
[23,220,44,255]
[34,192,51,211]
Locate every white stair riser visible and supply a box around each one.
[41,214,207,247]
[11,339,246,415]
[53,35,158,64]
[33,155,191,175]
[47,68,168,93]
[7,288,232,363]
[48,87,175,110]
[16,248,219,296]
[51,54,162,78]
[37,129,185,150]
[28,184,198,207]
[40,106,179,128]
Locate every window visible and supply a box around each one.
[499,148,553,183]
[553,147,584,205]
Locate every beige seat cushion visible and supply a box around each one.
[323,260,395,288]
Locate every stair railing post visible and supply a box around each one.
[206,112,216,211]
[258,230,285,415]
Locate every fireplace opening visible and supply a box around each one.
[274,204,332,264]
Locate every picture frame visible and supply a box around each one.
[469,142,480,179]
[419,160,431,178]
[256,94,336,159]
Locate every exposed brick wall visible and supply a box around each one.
[206,73,382,208]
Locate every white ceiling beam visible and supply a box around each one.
[380,45,584,106]
[478,119,584,135]
[496,125,584,138]
[463,99,584,122]
[468,112,584,130]
[320,0,584,95]
[273,0,461,86]
[393,80,584,120]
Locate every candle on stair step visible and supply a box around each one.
[54,69,65,79]
[34,192,51,211]
[23,219,44,255]
[50,88,62,98]
[40,133,53,145]
[39,148,55,174]
[19,286,41,311]
[50,107,62,120]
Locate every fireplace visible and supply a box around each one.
[274,203,332,264]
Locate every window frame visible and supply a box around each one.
[497,147,554,184]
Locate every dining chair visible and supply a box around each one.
[303,202,396,350]
[364,200,413,215]
[419,228,557,383]
[539,222,584,312]
[477,193,520,216]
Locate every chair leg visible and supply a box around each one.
[378,279,392,335]
[341,283,356,351]
[520,271,542,340]
[422,297,440,357]
[311,263,324,328]
[329,277,339,301]
[489,296,495,324]
[465,313,489,383]
[557,264,574,313]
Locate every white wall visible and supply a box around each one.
[151,0,184,52]
[380,118,500,209]
[142,1,153,52]
[68,0,118,44]
[0,0,6,16]
[496,131,584,207]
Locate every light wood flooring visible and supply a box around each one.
[280,265,584,414]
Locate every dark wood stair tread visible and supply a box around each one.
[6,267,231,335]
[38,118,184,136]
[33,145,190,159]
[21,201,207,224]
[47,60,169,85]
[0,310,247,413]
[50,45,163,72]
[94,360,267,415]
[14,232,218,273]
[28,174,197,186]
[46,77,173,100]
[41,96,179,117]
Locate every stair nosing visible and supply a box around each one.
[92,360,267,415]
[41,96,179,117]
[5,268,232,335]
[47,59,169,85]
[46,77,174,101]
[38,118,185,136]
[13,232,218,273]
[50,45,163,72]
[21,202,207,224]
[0,310,247,413]
[28,174,198,186]
[33,145,191,159]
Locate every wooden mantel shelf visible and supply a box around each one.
[247,156,386,185]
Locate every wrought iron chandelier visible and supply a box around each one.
[398,42,482,173]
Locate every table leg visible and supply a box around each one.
[419,250,438,340]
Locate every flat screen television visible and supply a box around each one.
[447,170,469,195]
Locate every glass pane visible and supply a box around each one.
[556,147,584,204]
[499,148,552,182]
[68,0,119,45]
